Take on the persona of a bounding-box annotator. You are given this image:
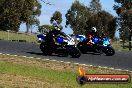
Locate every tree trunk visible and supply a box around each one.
[122,39,125,49]
[26,22,30,33]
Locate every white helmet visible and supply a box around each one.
[57,27,61,31]
[92,27,97,32]
[54,26,61,31]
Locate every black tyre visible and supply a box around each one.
[105,47,115,56]
[69,48,81,58]
[57,48,69,57]
[40,42,47,55]
[77,42,87,54]
[40,42,53,55]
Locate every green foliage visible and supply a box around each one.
[66,0,116,39]
[39,24,63,33]
[50,11,62,25]
[38,25,53,33]
[86,11,116,38]
[114,0,132,41]
[118,12,132,41]
[0,0,22,31]
[114,0,132,9]
[65,1,91,34]
[0,0,41,32]
[89,0,102,12]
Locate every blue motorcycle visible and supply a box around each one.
[77,36,115,56]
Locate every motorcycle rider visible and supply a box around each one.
[86,27,98,45]
[49,20,62,37]
[45,20,66,53]
[86,27,102,53]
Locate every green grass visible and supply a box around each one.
[0,31,37,43]
[0,62,131,88]
[0,62,74,83]
[0,55,131,88]
[112,41,132,51]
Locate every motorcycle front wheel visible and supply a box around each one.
[69,47,81,58]
[77,42,87,54]
[56,48,69,57]
[105,47,115,56]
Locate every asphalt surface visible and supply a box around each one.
[0,40,132,71]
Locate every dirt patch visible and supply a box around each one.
[0,73,68,88]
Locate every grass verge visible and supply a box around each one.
[0,55,131,88]
[112,41,132,52]
[0,31,36,43]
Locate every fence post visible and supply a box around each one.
[7,30,10,40]
[129,35,132,51]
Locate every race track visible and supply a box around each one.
[0,40,132,71]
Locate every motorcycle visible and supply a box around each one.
[77,36,115,56]
[37,32,81,58]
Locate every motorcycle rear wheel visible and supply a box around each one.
[40,42,53,55]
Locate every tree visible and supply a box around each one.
[20,0,41,33]
[38,25,53,33]
[65,0,91,34]
[114,0,132,41]
[29,17,40,33]
[65,0,116,39]
[89,0,102,13]
[50,11,62,25]
[0,0,41,32]
[86,11,116,39]
[0,0,23,31]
